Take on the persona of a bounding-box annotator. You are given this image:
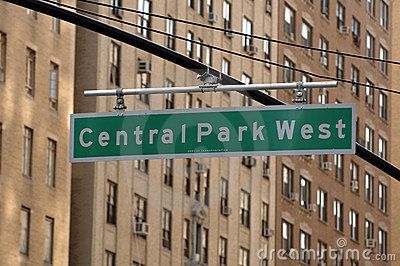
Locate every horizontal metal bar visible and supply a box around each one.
[84,81,338,97]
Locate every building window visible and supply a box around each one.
[183,219,190,258]
[321,0,329,18]
[300,230,311,265]
[163,159,173,187]
[111,0,122,18]
[20,206,30,255]
[51,0,61,33]
[336,2,345,29]
[223,1,231,30]
[196,38,203,62]
[365,79,375,109]
[188,0,194,9]
[240,190,250,228]
[284,4,295,39]
[0,32,5,84]
[365,172,374,204]
[283,56,295,82]
[185,159,191,196]
[106,250,116,266]
[378,136,387,159]
[44,217,54,263]
[367,0,375,16]
[317,241,328,265]
[261,202,269,237]
[46,139,56,187]
[187,31,194,58]
[282,219,293,252]
[239,247,249,266]
[349,209,359,241]
[352,17,361,47]
[379,45,388,75]
[137,0,151,39]
[109,42,120,86]
[319,36,329,69]
[222,58,230,75]
[219,237,227,265]
[379,0,389,29]
[378,182,387,213]
[333,199,343,231]
[134,160,148,174]
[378,228,387,256]
[365,219,374,242]
[350,161,359,192]
[162,209,171,250]
[241,73,251,85]
[49,62,59,110]
[203,169,210,206]
[300,177,311,209]
[201,228,208,263]
[351,65,359,96]
[334,154,343,182]
[264,35,271,67]
[336,53,344,79]
[220,178,229,214]
[301,20,313,49]
[365,126,374,151]
[378,91,387,120]
[262,156,270,178]
[317,189,327,222]
[318,88,329,104]
[165,79,174,109]
[194,163,201,201]
[166,16,175,50]
[134,194,147,223]
[106,180,117,224]
[206,0,213,14]
[205,46,212,66]
[23,126,33,178]
[26,48,36,96]
[366,32,375,59]
[282,164,293,198]
[198,0,204,16]
[242,17,253,48]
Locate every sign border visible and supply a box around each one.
[70,104,356,162]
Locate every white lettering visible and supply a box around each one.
[181,124,186,143]
[162,129,173,144]
[335,119,346,139]
[276,120,296,140]
[98,132,110,147]
[197,123,212,142]
[318,124,331,139]
[218,127,230,142]
[133,126,143,145]
[116,131,127,146]
[301,124,313,140]
[79,128,93,148]
[238,126,248,141]
[149,129,159,144]
[252,122,265,141]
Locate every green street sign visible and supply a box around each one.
[70,104,355,162]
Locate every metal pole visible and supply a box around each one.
[84,81,338,97]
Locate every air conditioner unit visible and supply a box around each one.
[221,206,232,216]
[321,162,332,171]
[245,45,259,56]
[263,227,274,237]
[320,56,328,67]
[289,192,299,202]
[266,3,272,13]
[208,12,219,23]
[352,34,360,46]
[322,7,329,16]
[138,60,152,73]
[306,203,317,212]
[195,163,208,174]
[339,26,350,34]
[133,222,150,235]
[365,238,376,248]
[242,157,257,167]
[351,180,359,191]
[224,29,234,38]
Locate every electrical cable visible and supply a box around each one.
[44,0,400,95]
[77,0,400,66]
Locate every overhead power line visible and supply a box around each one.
[45,0,400,96]
[78,0,400,66]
